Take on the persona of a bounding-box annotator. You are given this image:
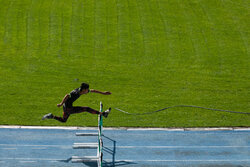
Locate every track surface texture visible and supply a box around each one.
[0,127,249,167]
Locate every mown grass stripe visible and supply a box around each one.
[94,0,106,59]
[114,0,120,63]
[83,0,95,58]
[26,0,31,54]
[37,0,44,54]
[116,0,130,58]
[46,0,52,56]
[93,0,96,64]
[127,0,144,60]
[4,0,16,52]
[221,0,249,57]
[27,0,42,58]
[198,1,223,70]
[137,0,154,60]
[59,0,65,59]
[180,0,206,65]
[3,0,12,45]
[0,0,9,50]
[71,0,83,57]
[155,0,167,56]
[134,0,146,63]
[78,0,84,57]
[69,0,73,57]
[61,0,72,59]
[106,0,119,63]
[150,0,166,58]
[218,0,248,77]
[38,0,50,58]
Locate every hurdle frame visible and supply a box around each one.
[72,102,103,167]
[98,102,103,167]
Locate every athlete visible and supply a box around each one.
[42,83,111,123]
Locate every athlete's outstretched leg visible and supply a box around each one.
[72,106,111,118]
[72,107,100,115]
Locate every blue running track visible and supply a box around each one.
[0,127,249,167]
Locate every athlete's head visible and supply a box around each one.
[80,82,89,91]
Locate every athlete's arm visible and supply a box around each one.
[57,94,69,107]
[90,89,111,95]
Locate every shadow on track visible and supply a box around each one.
[102,135,136,167]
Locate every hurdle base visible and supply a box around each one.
[76,133,98,136]
[73,143,98,149]
[72,156,99,163]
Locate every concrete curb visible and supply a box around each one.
[0,125,249,131]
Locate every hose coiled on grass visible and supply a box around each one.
[114,105,250,115]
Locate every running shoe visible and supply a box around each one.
[103,108,111,118]
[42,113,54,120]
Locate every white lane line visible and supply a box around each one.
[127,128,184,131]
[106,159,250,162]
[1,158,250,162]
[234,128,250,131]
[106,145,250,148]
[1,148,17,150]
[31,148,47,150]
[19,161,36,163]
[0,144,249,149]
[0,158,63,161]
[0,144,71,149]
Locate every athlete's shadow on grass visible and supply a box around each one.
[102,135,136,167]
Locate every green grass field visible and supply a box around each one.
[0,0,249,127]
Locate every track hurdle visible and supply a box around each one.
[72,102,103,167]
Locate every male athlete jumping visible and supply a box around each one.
[42,83,111,123]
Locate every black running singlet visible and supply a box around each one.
[64,88,81,108]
